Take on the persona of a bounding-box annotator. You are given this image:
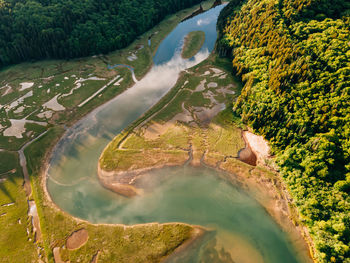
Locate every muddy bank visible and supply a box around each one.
[238,130,271,166]
[237,142,257,166]
[97,159,189,197]
[243,131,270,164]
[28,200,42,242]
[53,247,65,263]
[181,5,205,22]
[162,226,213,263]
[211,0,223,8]
[181,0,223,23]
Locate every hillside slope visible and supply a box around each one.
[220,0,350,262]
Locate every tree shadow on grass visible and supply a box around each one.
[0,180,15,203]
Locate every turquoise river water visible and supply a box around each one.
[47,5,312,263]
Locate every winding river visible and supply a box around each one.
[47,5,310,263]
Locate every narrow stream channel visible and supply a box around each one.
[47,5,310,263]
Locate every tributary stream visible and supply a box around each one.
[48,5,311,263]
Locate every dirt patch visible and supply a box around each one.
[3,119,26,138]
[28,200,42,242]
[53,247,65,263]
[19,82,34,91]
[194,79,206,92]
[172,111,193,123]
[243,131,270,164]
[66,229,89,250]
[13,106,25,114]
[203,90,217,105]
[238,145,257,166]
[2,85,13,96]
[2,202,14,207]
[114,77,124,86]
[207,82,217,88]
[3,119,46,138]
[37,110,53,119]
[127,53,137,61]
[210,67,224,77]
[43,95,65,111]
[5,90,33,112]
[210,67,223,74]
[201,71,211,76]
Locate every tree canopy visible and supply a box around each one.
[220,0,350,262]
[0,0,203,68]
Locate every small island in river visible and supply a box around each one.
[182,31,206,59]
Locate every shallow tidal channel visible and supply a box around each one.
[47,5,310,263]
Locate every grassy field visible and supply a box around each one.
[182,31,206,59]
[0,0,215,151]
[0,1,217,262]
[0,151,37,262]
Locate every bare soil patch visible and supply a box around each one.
[243,131,270,165]
[66,228,89,250]
[53,247,65,263]
[238,145,257,166]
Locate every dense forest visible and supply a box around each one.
[0,0,203,68]
[220,0,350,262]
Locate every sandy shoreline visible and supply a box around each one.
[97,161,188,197]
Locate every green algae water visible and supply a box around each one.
[47,5,311,263]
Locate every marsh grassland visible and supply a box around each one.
[99,54,312,263]
[0,1,215,261]
[100,55,244,177]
